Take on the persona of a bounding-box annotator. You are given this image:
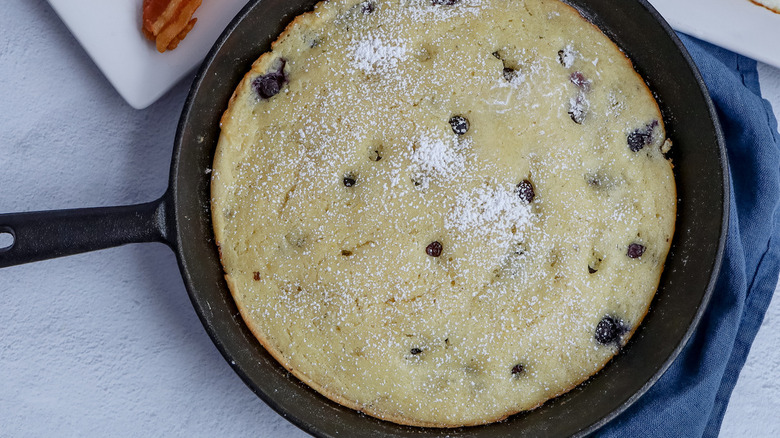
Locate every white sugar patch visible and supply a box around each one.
[446,183,532,239]
[409,134,470,189]
[559,44,577,69]
[505,70,526,87]
[351,35,408,74]
[569,92,589,123]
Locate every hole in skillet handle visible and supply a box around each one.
[0,227,15,252]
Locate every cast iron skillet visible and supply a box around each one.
[0,0,727,436]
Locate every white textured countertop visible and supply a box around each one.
[0,1,777,436]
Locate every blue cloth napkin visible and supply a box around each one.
[599,34,780,437]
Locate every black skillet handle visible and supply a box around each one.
[0,196,171,268]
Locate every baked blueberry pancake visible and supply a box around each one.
[211,0,676,427]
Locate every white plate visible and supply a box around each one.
[47,0,249,109]
[647,0,780,69]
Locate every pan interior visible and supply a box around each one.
[168,0,726,436]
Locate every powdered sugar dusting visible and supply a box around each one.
[447,183,532,239]
[569,93,589,123]
[212,0,675,426]
[559,44,577,68]
[409,134,470,189]
[404,0,488,21]
[351,35,408,73]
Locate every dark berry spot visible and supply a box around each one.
[503,67,519,82]
[253,74,284,99]
[557,49,565,65]
[627,120,659,152]
[410,347,423,355]
[627,243,645,259]
[511,363,525,376]
[341,250,353,256]
[570,71,591,92]
[426,241,443,257]
[360,1,375,13]
[516,180,535,203]
[588,252,603,273]
[253,271,261,281]
[368,144,383,162]
[343,174,357,187]
[595,315,626,345]
[432,0,460,4]
[449,115,469,135]
[252,59,287,100]
[492,51,501,59]
[627,130,651,152]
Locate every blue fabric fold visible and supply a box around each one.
[598,34,780,437]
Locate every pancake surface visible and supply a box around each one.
[211,0,676,427]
